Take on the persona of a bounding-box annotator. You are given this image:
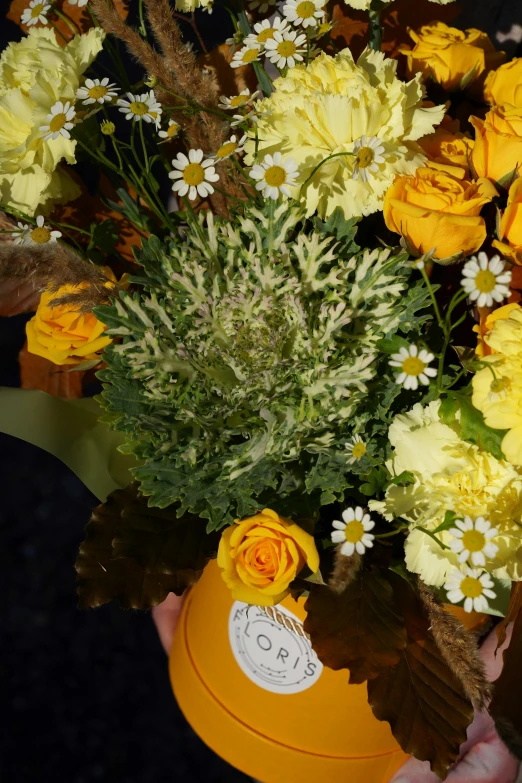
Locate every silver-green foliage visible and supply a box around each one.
[96,202,431,530]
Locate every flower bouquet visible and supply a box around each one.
[2,0,522,779]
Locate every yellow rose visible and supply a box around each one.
[418,122,474,180]
[217,508,320,606]
[26,279,114,366]
[399,23,505,92]
[484,58,522,107]
[470,105,522,186]
[383,167,497,261]
[492,177,522,265]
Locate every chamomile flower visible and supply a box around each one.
[218,89,259,112]
[230,45,261,69]
[444,566,496,613]
[225,31,245,54]
[245,17,290,49]
[215,134,247,160]
[282,0,324,29]
[100,121,116,135]
[76,78,119,105]
[13,216,61,246]
[389,344,437,391]
[331,506,375,556]
[117,91,162,126]
[265,29,307,69]
[345,434,367,464]
[250,152,298,199]
[351,136,386,183]
[169,148,220,201]
[231,108,260,127]
[461,253,512,308]
[158,119,180,140]
[67,0,89,6]
[39,101,76,141]
[21,0,50,26]
[448,516,499,567]
[248,0,277,12]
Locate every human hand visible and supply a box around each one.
[389,625,520,783]
[151,592,186,654]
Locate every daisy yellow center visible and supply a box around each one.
[30,226,51,243]
[474,269,496,293]
[257,28,276,42]
[355,147,375,169]
[217,142,237,158]
[344,519,364,544]
[183,162,205,186]
[30,3,44,17]
[167,123,179,137]
[460,576,483,599]
[296,1,315,18]
[230,95,248,107]
[49,113,67,133]
[101,122,115,135]
[461,529,486,553]
[264,165,286,187]
[130,101,149,116]
[88,85,109,99]
[277,40,297,57]
[401,356,425,376]
[242,49,259,64]
[351,442,366,459]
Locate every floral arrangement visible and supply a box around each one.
[3,0,522,778]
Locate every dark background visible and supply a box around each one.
[1,1,521,782]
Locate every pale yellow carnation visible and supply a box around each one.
[369,401,522,586]
[174,0,212,9]
[245,48,445,219]
[0,27,105,215]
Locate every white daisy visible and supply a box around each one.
[461,252,512,308]
[202,0,213,11]
[345,434,367,465]
[265,29,307,69]
[67,0,89,6]
[215,134,247,160]
[444,566,496,613]
[117,91,162,126]
[448,516,499,567]
[282,0,324,29]
[158,119,180,140]
[13,216,61,246]
[230,45,261,69]
[249,152,298,200]
[331,506,375,557]
[76,78,119,105]
[389,344,437,391]
[169,148,220,201]
[39,101,76,141]
[231,108,261,127]
[351,135,386,183]
[218,89,259,112]
[225,31,245,55]
[248,0,277,12]
[21,0,50,26]
[245,17,290,49]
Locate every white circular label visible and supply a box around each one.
[228,601,323,695]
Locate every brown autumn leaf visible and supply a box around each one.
[19,342,86,399]
[76,483,220,609]
[9,0,128,39]
[496,581,522,649]
[198,43,258,98]
[367,575,474,781]
[489,609,522,759]
[303,567,407,684]
[0,280,41,317]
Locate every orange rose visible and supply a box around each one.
[217,508,320,606]
[492,177,522,266]
[484,58,522,107]
[384,167,497,261]
[470,105,522,185]
[418,123,474,180]
[399,22,505,92]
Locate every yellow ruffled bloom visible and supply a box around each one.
[492,177,522,266]
[472,305,522,467]
[217,508,320,606]
[0,27,105,215]
[473,302,520,358]
[484,57,522,107]
[244,48,445,219]
[369,401,522,586]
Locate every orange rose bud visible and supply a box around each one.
[492,177,522,266]
[217,508,320,606]
[470,105,522,186]
[384,167,497,261]
[484,57,522,107]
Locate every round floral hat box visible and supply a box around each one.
[170,559,411,782]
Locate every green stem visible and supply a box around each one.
[368,8,382,51]
[138,0,148,37]
[237,10,272,96]
[53,8,80,34]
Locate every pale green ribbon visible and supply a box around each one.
[0,387,136,501]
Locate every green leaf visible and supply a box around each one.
[376,335,410,355]
[432,510,458,535]
[304,568,407,684]
[88,219,118,256]
[359,465,388,496]
[76,483,220,609]
[103,187,151,232]
[387,470,415,488]
[440,392,507,460]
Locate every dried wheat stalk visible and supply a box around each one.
[328,547,361,594]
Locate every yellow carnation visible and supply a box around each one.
[0,27,105,215]
[369,400,522,585]
[245,47,445,219]
[217,508,319,606]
